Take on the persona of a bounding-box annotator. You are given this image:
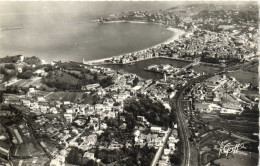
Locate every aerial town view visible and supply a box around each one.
[0,1,258,166]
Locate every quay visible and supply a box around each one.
[83,56,192,66]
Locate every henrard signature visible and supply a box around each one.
[218,141,246,156]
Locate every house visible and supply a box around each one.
[158,159,169,166]
[164,149,171,155]
[150,126,162,133]
[3,94,21,105]
[83,152,95,160]
[0,142,10,156]
[49,155,65,166]
[50,107,58,114]
[168,142,175,150]
[63,101,71,105]
[38,102,49,112]
[21,99,31,107]
[13,129,23,144]
[69,141,78,147]
[30,102,39,110]
[134,130,141,137]
[80,134,97,150]
[103,98,114,107]
[169,136,179,143]
[95,104,104,111]
[108,143,124,150]
[100,123,108,130]
[17,65,23,73]
[72,128,79,135]
[66,108,73,114]
[97,88,106,96]
[82,84,100,91]
[64,114,73,123]
[220,108,241,115]
[0,74,4,84]
[34,69,48,76]
[137,116,146,122]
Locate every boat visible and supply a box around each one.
[128,62,135,66]
[1,26,23,31]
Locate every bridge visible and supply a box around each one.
[172,58,201,76]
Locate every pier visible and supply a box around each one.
[171,57,200,75]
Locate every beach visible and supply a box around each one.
[85,25,186,65]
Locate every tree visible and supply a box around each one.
[100,76,113,88]
[17,70,33,79]
[86,160,97,166]
[4,64,15,70]
[133,77,139,86]
[0,92,3,103]
[44,65,54,72]
[0,55,21,63]
[66,147,83,165]
[24,56,41,65]
[170,153,182,165]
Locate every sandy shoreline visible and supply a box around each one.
[85,22,186,64]
[92,20,148,24]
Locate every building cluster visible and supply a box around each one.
[141,82,171,110]
[191,74,257,119]
[104,22,257,65]
[1,4,258,165]
[134,116,171,149]
[158,128,179,166]
[1,63,183,165]
[98,8,193,29]
[145,64,180,74]
[0,118,50,165]
[143,63,202,94]
[0,123,11,160]
[145,62,201,79]
[174,28,257,61]
[100,6,258,66]
[107,48,155,64]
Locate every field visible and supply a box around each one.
[244,61,258,73]
[51,70,79,85]
[13,142,45,157]
[12,156,50,166]
[226,69,258,87]
[246,64,258,73]
[45,91,96,104]
[46,91,84,102]
[43,70,80,90]
[10,77,42,88]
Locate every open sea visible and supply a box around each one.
[0,2,257,82]
[0,1,178,62]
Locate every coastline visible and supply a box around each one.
[92,20,149,24]
[85,22,186,65]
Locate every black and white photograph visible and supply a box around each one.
[0,1,258,166]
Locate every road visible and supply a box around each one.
[172,91,191,166]
[170,74,214,166]
[150,128,171,166]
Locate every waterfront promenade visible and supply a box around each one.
[84,56,192,66]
